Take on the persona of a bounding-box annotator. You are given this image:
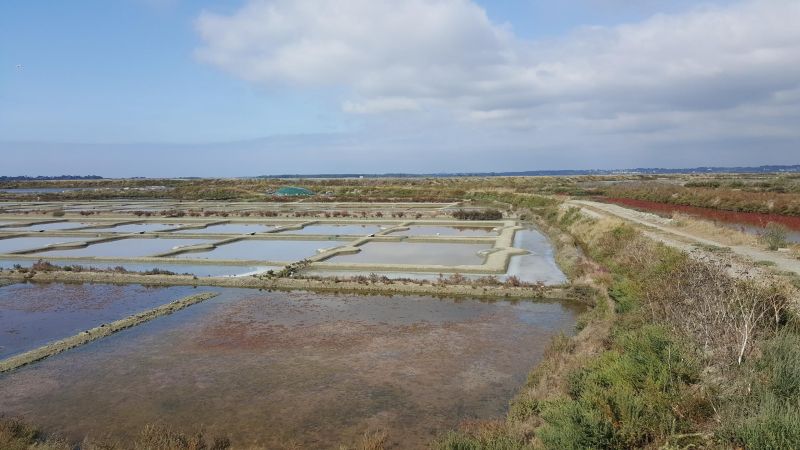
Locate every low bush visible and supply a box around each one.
[435,422,526,450]
[536,326,703,449]
[452,209,503,220]
[724,331,800,449]
[761,222,790,250]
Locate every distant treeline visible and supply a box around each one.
[0,175,103,181]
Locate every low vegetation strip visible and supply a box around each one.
[0,269,575,302]
[601,196,800,231]
[601,184,800,217]
[0,292,219,373]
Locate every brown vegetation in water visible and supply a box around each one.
[0,418,391,450]
[0,418,230,450]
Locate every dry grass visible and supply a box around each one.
[670,212,760,246]
[790,244,800,259]
[0,417,70,450]
[336,430,388,450]
[0,419,231,450]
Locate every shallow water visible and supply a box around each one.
[0,259,280,277]
[173,223,281,234]
[85,223,181,233]
[0,188,96,194]
[396,225,498,236]
[1,222,95,231]
[330,241,491,266]
[34,238,215,258]
[305,227,567,284]
[289,224,387,235]
[0,282,199,359]
[0,237,89,254]
[506,228,568,284]
[717,222,800,244]
[0,289,580,448]
[175,239,340,261]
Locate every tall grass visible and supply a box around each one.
[536,326,705,449]
[724,332,800,449]
[0,420,230,450]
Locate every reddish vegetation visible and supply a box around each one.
[603,185,800,217]
[600,197,800,231]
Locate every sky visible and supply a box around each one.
[1,0,799,177]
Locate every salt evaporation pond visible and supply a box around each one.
[33,238,214,258]
[288,224,387,235]
[1,222,96,231]
[396,225,498,236]
[173,223,281,234]
[0,288,581,448]
[0,237,89,254]
[330,241,491,266]
[0,260,279,277]
[85,223,182,233]
[176,239,341,261]
[0,282,201,359]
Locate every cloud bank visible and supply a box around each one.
[197,0,800,137]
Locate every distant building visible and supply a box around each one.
[274,186,314,196]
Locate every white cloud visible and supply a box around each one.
[342,97,421,114]
[195,0,800,147]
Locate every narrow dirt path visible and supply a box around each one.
[567,199,800,276]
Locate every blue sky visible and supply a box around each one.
[1,0,798,176]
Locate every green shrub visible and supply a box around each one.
[536,326,702,449]
[558,207,582,228]
[435,430,526,450]
[728,393,800,450]
[759,332,800,401]
[608,278,639,314]
[537,397,613,449]
[761,222,789,250]
[725,332,800,449]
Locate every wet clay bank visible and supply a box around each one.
[0,288,582,448]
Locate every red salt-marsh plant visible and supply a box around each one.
[600,197,800,232]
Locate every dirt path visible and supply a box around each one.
[567,199,800,276]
